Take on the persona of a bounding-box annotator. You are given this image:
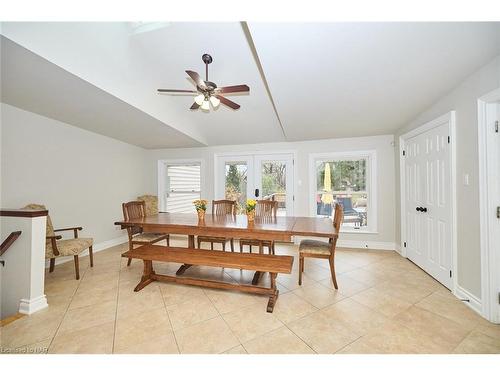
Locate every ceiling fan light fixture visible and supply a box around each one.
[201,99,210,111]
[194,94,205,105]
[210,96,220,108]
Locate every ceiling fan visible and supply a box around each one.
[157,54,250,111]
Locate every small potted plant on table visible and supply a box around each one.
[246,199,257,222]
[193,199,208,221]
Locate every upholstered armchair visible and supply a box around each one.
[137,194,158,216]
[23,204,93,280]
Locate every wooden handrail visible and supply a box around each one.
[0,231,22,257]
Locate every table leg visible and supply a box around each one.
[251,241,265,285]
[176,234,195,275]
[134,260,155,292]
[266,272,279,313]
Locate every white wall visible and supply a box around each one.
[395,55,500,299]
[0,103,149,246]
[146,135,396,247]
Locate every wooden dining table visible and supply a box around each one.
[115,212,337,283]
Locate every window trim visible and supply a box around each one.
[157,158,205,213]
[308,150,377,233]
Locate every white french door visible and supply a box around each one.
[215,153,295,215]
[402,115,454,289]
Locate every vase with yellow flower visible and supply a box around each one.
[246,199,257,222]
[193,199,208,221]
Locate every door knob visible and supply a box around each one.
[416,207,422,212]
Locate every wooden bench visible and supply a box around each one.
[121,245,294,313]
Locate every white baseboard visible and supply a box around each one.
[454,285,483,317]
[337,239,396,251]
[19,295,48,315]
[394,243,402,255]
[44,235,128,268]
[292,236,396,251]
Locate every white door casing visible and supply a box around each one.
[400,112,456,291]
[478,89,500,323]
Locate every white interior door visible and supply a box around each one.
[404,122,453,289]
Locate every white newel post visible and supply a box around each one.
[0,209,49,319]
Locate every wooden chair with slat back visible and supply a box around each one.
[239,200,278,254]
[122,201,170,266]
[197,200,236,251]
[298,203,343,288]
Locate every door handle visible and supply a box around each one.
[255,188,259,198]
[416,207,422,212]
[422,207,427,213]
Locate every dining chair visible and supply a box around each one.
[137,194,158,216]
[122,200,169,266]
[298,203,343,288]
[197,200,236,251]
[22,204,94,280]
[239,200,278,254]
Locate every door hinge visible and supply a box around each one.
[449,270,452,278]
[403,241,407,248]
[447,136,450,144]
[497,206,500,219]
[498,292,500,304]
[293,195,295,201]
[495,120,498,133]
[402,150,406,156]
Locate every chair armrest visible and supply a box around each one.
[46,235,62,256]
[54,227,83,239]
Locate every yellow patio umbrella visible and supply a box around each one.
[321,162,334,204]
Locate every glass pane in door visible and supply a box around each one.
[261,161,287,216]
[224,162,247,214]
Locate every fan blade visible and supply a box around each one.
[186,70,207,90]
[190,102,200,110]
[215,94,240,110]
[158,89,197,93]
[158,89,198,94]
[215,84,250,94]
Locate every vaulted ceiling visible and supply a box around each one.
[1,22,500,148]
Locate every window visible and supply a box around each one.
[158,161,202,213]
[310,151,376,232]
[224,161,248,214]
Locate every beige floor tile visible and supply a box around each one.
[273,292,318,324]
[243,327,315,354]
[117,284,164,318]
[351,287,413,318]
[474,320,500,340]
[292,283,345,309]
[0,307,64,349]
[318,273,370,297]
[276,272,316,291]
[174,316,239,354]
[342,268,388,287]
[453,331,500,354]
[336,339,378,354]
[300,263,334,282]
[58,299,116,334]
[415,291,483,330]
[49,322,114,354]
[114,306,173,351]
[159,283,207,306]
[321,298,389,336]
[222,303,284,343]
[223,345,248,354]
[167,294,219,330]
[205,288,266,314]
[374,280,434,304]
[353,321,452,354]
[288,310,360,354]
[394,306,471,351]
[44,278,81,298]
[114,332,179,354]
[69,286,118,310]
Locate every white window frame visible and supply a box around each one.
[309,150,377,234]
[157,158,204,213]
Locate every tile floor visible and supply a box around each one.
[1,238,499,354]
